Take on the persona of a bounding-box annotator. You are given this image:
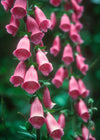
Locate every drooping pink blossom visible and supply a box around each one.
[50,0,61,7]
[11,0,27,19]
[78,79,89,98]
[22,66,40,94]
[46,112,64,140]
[36,49,53,76]
[35,6,51,32]
[50,36,61,56]
[75,21,83,32]
[13,35,31,61]
[29,97,45,129]
[10,61,26,87]
[26,15,44,45]
[43,86,56,109]
[82,126,96,140]
[59,14,71,32]
[58,114,65,129]
[62,44,74,65]
[75,99,90,122]
[5,14,20,36]
[76,45,81,54]
[1,0,14,12]
[70,24,83,44]
[50,12,56,30]
[71,12,79,23]
[69,76,80,99]
[76,54,88,75]
[52,67,65,88]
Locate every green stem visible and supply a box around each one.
[36,129,41,140]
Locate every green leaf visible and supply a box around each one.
[18,131,36,139]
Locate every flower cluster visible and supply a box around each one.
[1,0,96,139]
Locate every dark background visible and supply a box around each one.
[0,0,100,139]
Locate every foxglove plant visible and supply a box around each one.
[1,0,96,139]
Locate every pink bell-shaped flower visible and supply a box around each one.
[26,15,45,45]
[46,112,64,140]
[62,44,74,65]
[36,49,53,76]
[70,24,83,44]
[29,97,45,129]
[50,0,61,7]
[1,0,14,12]
[43,86,56,109]
[59,14,71,32]
[10,61,26,87]
[58,114,65,129]
[82,126,96,140]
[35,6,51,32]
[71,12,79,23]
[52,67,65,88]
[75,99,90,122]
[69,76,80,99]
[13,35,31,61]
[50,12,56,30]
[22,66,40,94]
[75,21,83,32]
[78,79,89,98]
[5,14,20,37]
[76,54,88,75]
[11,0,27,19]
[76,45,81,54]
[50,36,61,56]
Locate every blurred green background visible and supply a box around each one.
[0,0,100,140]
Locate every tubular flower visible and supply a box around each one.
[36,49,53,76]
[11,0,27,19]
[29,97,45,129]
[10,61,26,87]
[1,0,14,12]
[50,0,61,7]
[22,66,40,94]
[58,114,65,129]
[75,99,90,122]
[82,126,96,140]
[26,15,44,45]
[76,54,88,75]
[75,21,83,32]
[46,112,64,140]
[5,14,20,36]
[50,36,61,56]
[13,35,31,61]
[43,86,56,109]
[62,44,74,65]
[59,14,71,32]
[35,6,51,32]
[50,12,56,30]
[78,79,89,98]
[52,67,65,88]
[69,76,80,99]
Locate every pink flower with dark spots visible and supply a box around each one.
[29,97,45,129]
[76,54,88,75]
[35,6,51,32]
[36,49,53,76]
[11,0,27,19]
[78,79,89,98]
[6,15,19,36]
[62,44,74,65]
[75,99,90,122]
[10,61,26,87]
[69,76,80,99]
[50,0,61,7]
[43,86,56,109]
[22,66,40,94]
[13,35,31,61]
[46,112,64,140]
[59,14,71,32]
[52,67,65,88]
[50,36,61,56]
